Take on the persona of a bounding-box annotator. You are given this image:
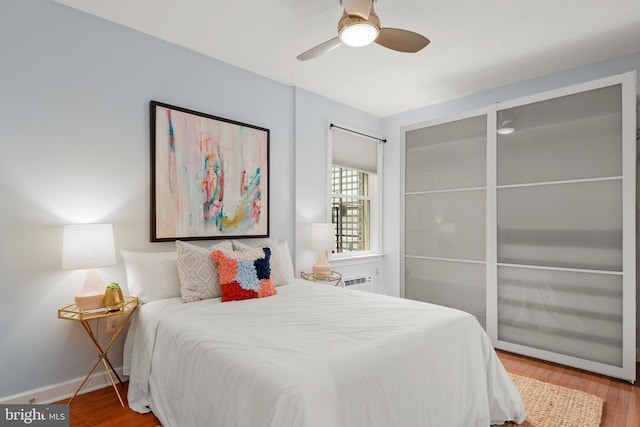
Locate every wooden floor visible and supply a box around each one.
[59,380,160,427]
[498,351,640,427]
[60,350,639,427]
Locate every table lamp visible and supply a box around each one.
[62,223,116,310]
[310,223,336,277]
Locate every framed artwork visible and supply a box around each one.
[150,101,269,241]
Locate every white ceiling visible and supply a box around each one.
[53,0,640,117]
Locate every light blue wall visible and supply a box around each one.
[0,0,363,400]
[0,0,382,400]
[293,88,382,277]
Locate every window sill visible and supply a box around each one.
[329,253,384,267]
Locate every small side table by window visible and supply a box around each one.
[301,271,342,287]
[58,296,139,407]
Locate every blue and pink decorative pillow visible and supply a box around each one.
[210,247,276,302]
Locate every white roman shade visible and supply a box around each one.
[331,127,379,174]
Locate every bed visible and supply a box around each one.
[121,241,526,427]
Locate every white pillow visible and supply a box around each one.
[232,239,294,285]
[121,250,180,303]
[177,240,233,302]
[278,240,295,283]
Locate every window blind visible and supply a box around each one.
[331,127,379,174]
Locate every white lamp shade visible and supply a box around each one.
[310,223,336,252]
[62,223,116,270]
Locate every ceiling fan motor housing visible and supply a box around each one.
[338,8,380,34]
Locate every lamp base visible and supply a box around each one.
[75,268,106,310]
[312,251,332,278]
[312,267,332,278]
[74,292,105,311]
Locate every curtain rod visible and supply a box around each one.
[329,123,387,143]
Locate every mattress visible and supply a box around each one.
[124,280,525,426]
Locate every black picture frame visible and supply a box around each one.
[150,101,270,242]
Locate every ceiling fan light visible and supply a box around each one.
[340,23,379,47]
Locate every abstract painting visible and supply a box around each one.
[150,101,269,241]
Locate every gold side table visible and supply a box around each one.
[58,296,139,407]
[301,271,342,287]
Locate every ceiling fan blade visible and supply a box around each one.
[297,37,342,61]
[342,0,371,19]
[375,27,430,53]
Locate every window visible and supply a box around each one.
[329,125,382,259]
[331,167,370,252]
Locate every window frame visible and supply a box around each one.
[327,122,383,263]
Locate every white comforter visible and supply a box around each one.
[124,281,525,427]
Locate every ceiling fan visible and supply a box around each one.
[297,0,430,61]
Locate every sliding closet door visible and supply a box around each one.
[494,73,636,381]
[402,72,635,381]
[403,113,488,328]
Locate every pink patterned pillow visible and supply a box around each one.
[210,247,276,302]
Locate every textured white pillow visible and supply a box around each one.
[177,240,233,302]
[232,239,294,285]
[121,250,180,303]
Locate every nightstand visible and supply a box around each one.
[58,296,138,407]
[301,271,342,287]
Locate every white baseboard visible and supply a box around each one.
[0,366,125,405]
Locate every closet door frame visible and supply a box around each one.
[400,107,489,305]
